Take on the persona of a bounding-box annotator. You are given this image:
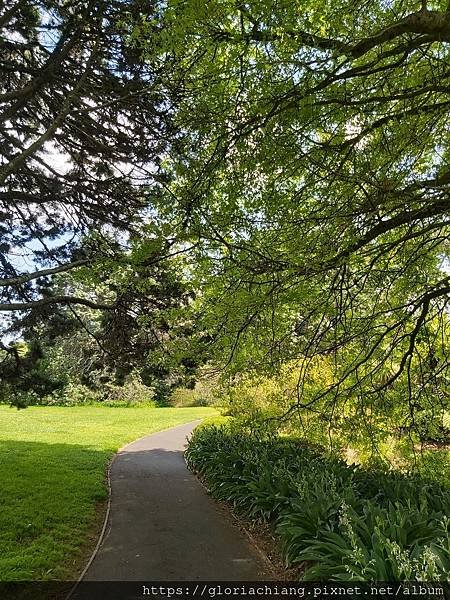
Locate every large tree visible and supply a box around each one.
[132,0,450,434]
[0,0,173,316]
[0,234,201,405]
[0,1,203,398]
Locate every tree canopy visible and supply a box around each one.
[0,0,172,312]
[0,0,198,401]
[1,0,449,437]
[129,0,450,430]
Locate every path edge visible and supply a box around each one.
[64,450,114,600]
[65,419,203,600]
[183,455,277,578]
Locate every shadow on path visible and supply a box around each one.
[80,421,269,582]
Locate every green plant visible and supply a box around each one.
[186,425,450,581]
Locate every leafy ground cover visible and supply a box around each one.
[0,405,215,581]
[186,425,450,581]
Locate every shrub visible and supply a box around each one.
[101,378,156,407]
[217,360,450,461]
[168,373,219,407]
[186,425,450,581]
[24,374,156,407]
[169,387,209,407]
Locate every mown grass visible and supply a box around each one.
[0,405,215,581]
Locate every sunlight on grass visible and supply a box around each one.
[0,405,215,581]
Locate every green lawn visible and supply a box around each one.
[0,405,216,581]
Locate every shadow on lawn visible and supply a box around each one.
[0,439,112,586]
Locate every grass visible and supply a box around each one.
[0,404,216,581]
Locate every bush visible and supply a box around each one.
[101,378,156,407]
[168,373,219,407]
[25,375,156,407]
[169,387,209,407]
[217,359,450,461]
[186,425,450,581]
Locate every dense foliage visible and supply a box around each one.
[217,359,450,464]
[130,0,450,438]
[1,1,449,439]
[186,424,450,581]
[0,234,204,406]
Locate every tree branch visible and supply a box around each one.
[0,259,89,287]
[0,295,114,312]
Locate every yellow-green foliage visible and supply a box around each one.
[220,357,337,441]
[195,415,232,430]
[222,357,333,418]
[219,358,449,483]
[169,372,219,407]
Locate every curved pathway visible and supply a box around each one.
[81,421,269,581]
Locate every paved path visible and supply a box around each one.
[80,421,269,582]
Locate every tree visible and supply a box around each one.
[0,233,203,405]
[131,0,450,434]
[0,0,173,316]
